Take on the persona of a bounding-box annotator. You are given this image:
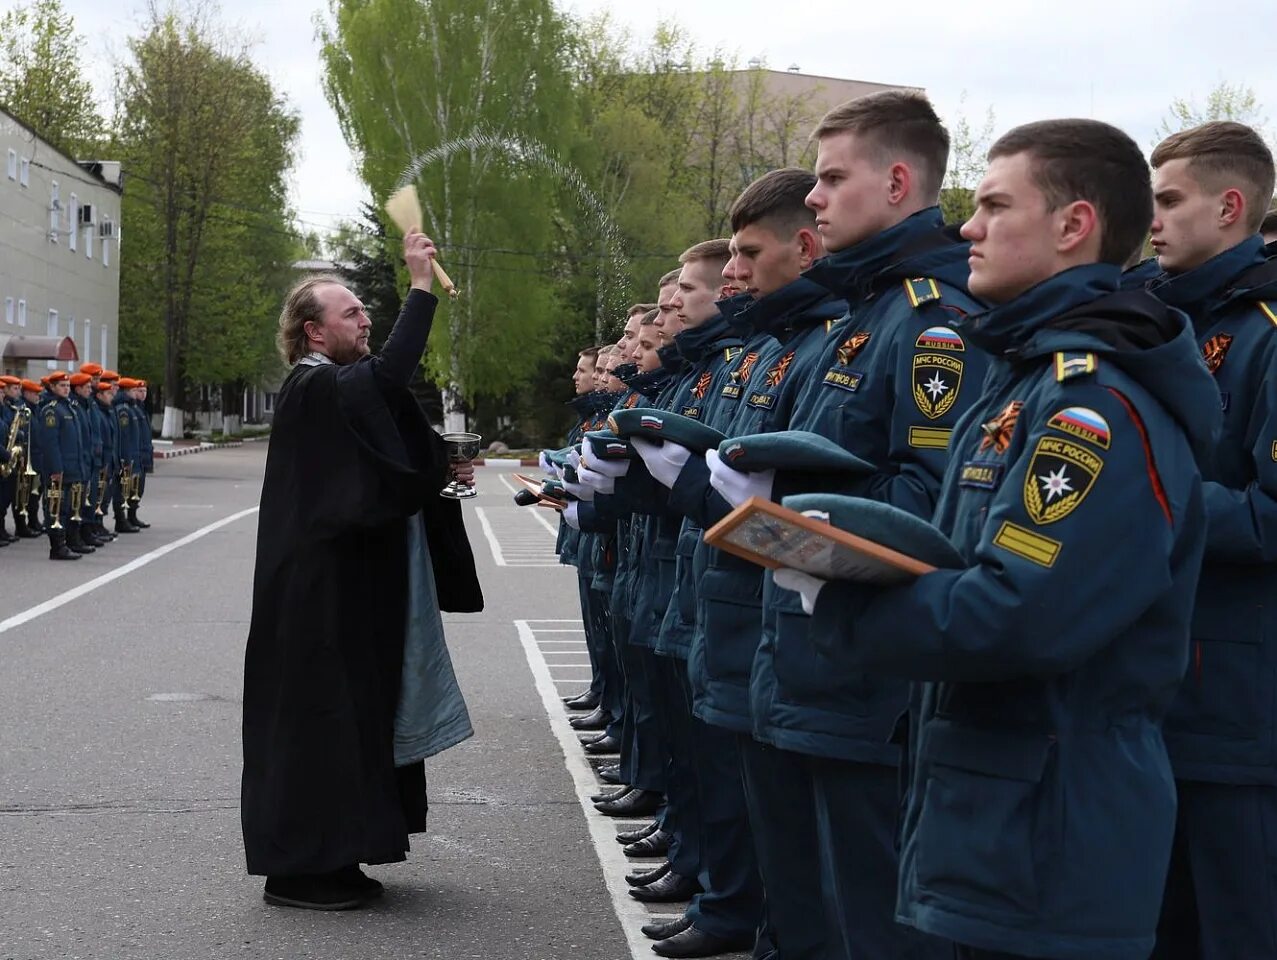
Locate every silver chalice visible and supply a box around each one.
[440,432,482,499]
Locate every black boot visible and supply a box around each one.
[66,522,96,554]
[26,497,43,534]
[48,528,79,561]
[81,523,107,548]
[14,514,40,538]
[114,508,140,534]
[128,505,150,529]
[90,520,115,542]
[0,518,16,544]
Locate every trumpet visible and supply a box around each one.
[95,467,108,517]
[46,475,64,530]
[70,481,83,517]
[0,406,23,479]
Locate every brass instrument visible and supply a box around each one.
[0,406,22,479]
[95,467,108,517]
[121,463,133,506]
[70,481,83,518]
[46,475,63,530]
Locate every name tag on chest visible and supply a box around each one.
[747,392,776,410]
[959,461,1004,490]
[681,406,702,419]
[823,367,864,392]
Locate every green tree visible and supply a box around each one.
[114,6,300,436]
[941,95,996,224]
[0,0,103,156]
[319,0,578,432]
[1156,81,1271,142]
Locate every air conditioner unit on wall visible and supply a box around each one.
[79,204,96,225]
[99,221,115,239]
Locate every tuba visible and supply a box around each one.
[0,406,21,479]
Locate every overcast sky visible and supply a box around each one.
[63,0,1277,240]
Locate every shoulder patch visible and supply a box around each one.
[915,326,965,351]
[1259,302,1277,327]
[1046,406,1111,450]
[1023,436,1103,525]
[724,346,743,361]
[1054,351,1097,382]
[913,353,964,419]
[44,410,57,428]
[903,277,941,308]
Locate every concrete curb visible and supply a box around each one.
[153,440,243,460]
[152,439,533,465]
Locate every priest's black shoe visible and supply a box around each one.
[336,865,383,899]
[616,820,659,844]
[583,734,621,755]
[628,871,699,903]
[597,763,624,785]
[591,785,630,803]
[597,788,662,817]
[262,869,371,910]
[625,860,670,886]
[570,707,613,731]
[562,690,601,710]
[651,924,754,958]
[624,827,672,857]
[642,915,692,941]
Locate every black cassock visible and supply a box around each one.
[241,289,482,877]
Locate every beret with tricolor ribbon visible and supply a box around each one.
[779,493,965,570]
[717,430,875,475]
[607,407,726,455]
[582,429,636,462]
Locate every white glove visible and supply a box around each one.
[705,448,776,507]
[632,437,691,489]
[577,464,615,496]
[583,453,630,478]
[547,462,563,480]
[773,568,827,615]
[567,448,581,471]
[562,478,594,502]
[562,501,581,529]
[538,451,553,474]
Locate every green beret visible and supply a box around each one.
[780,493,964,569]
[717,430,874,475]
[583,430,636,462]
[543,447,575,468]
[608,407,726,455]
[541,478,572,502]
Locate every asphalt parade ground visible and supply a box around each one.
[0,443,704,960]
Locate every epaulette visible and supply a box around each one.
[1054,351,1098,383]
[724,346,743,361]
[1259,302,1277,327]
[903,277,942,308]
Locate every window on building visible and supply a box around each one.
[49,180,60,241]
[6,149,16,180]
[68,194,77,252]
[100,326,108,370]
[83,318,92,364]
[3,297,12,325]
[102,219,110,267]
[264,392,277,414]
[19,157,30,187]
[17,299,26,328]
[84,223,93,259]
[47,309,58,369]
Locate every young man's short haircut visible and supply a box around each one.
[628,302,657,316]
[1151,121,1276,233]
[730,167,819,235]
[579,345,601,359]
[640,309,658,325]
[812,90,950,205]
[659,268,682,287]
[989,119,1153,266]
[679,238,731,268]
[1261,206,1277,237]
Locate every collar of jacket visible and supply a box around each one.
[738,277,846,344]
[716,292,757,337]
[658,342,686,374]
[674,313,740,363]
[565,393,595,417]
[613,362,640,385]
[1151,235,1269,324]
[803,206,946,301]
[592,389,624,414]
[960,263,1121,357]
[628,367,673,398]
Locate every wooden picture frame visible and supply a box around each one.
[703,497,937,584]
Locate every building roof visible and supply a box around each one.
[0,105,123,194]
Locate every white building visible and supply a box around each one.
[0,108,122,380]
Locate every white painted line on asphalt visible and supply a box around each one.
[0,507,260,636]
[515,618,656,960]
[535,628,587,633]
[526,619,584,623]
[473,508,506,566]
[529,507,561,537]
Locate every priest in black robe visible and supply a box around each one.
[242,231,483,910]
